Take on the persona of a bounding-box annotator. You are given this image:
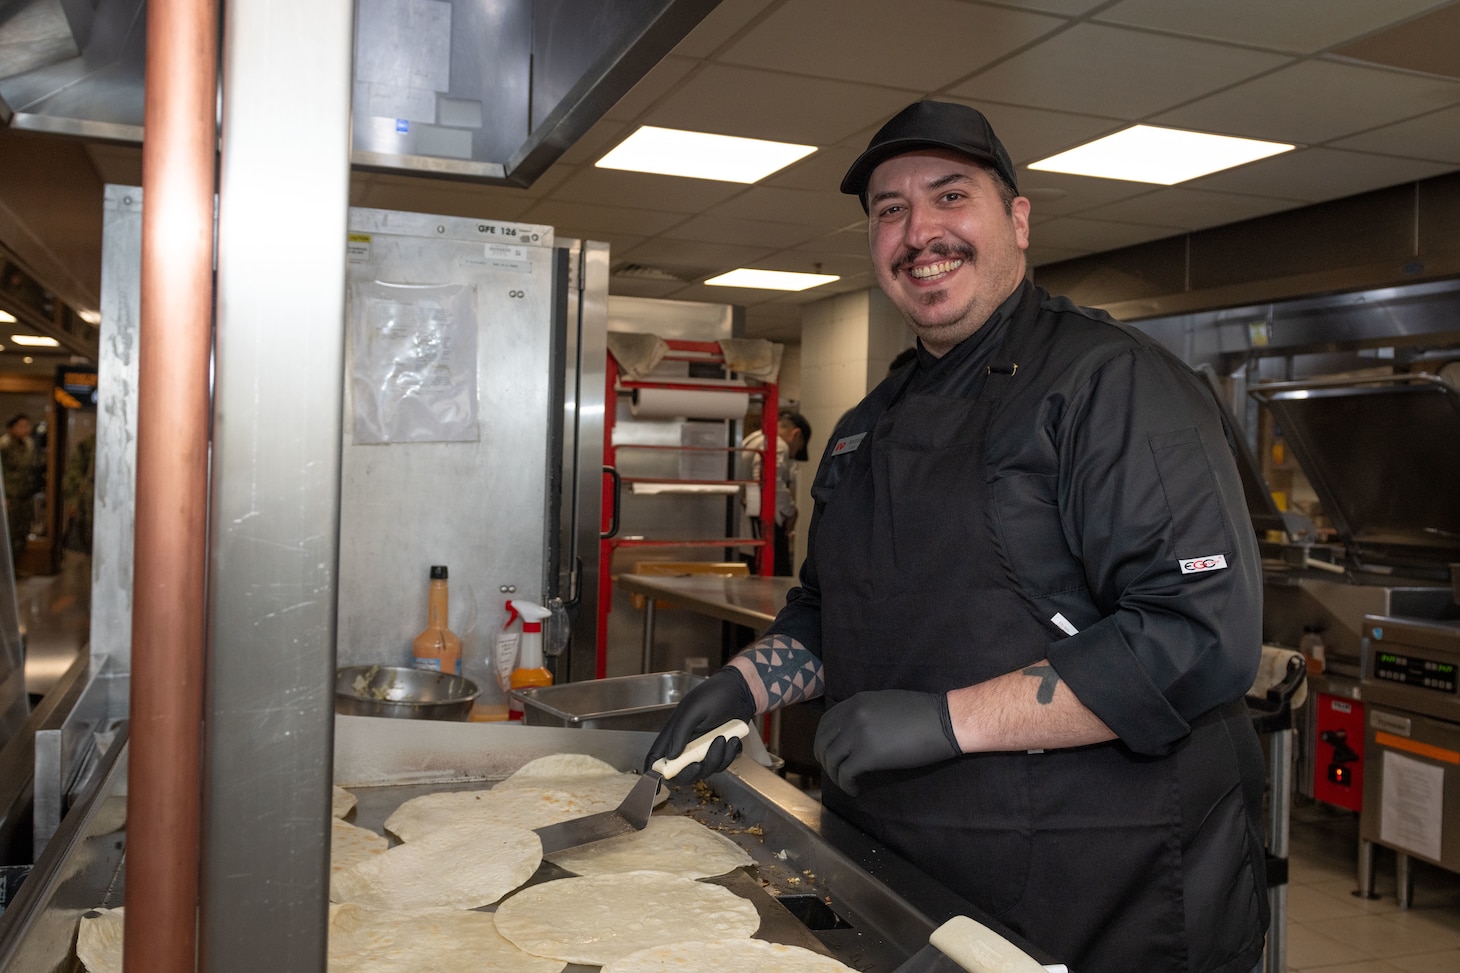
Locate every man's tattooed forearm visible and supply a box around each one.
[1022,664,1060,705]
[728,635,825,714]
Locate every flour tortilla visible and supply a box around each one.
[384,786,620,842]
[546,814,753,880]
[330,821,541,910]
[331,816,388,874]
[328,902,565,973]
[332,785,358,818]
[503,753,620,781]
[601,938,858,973]
[494,870,761,967]
[76,907,124,973]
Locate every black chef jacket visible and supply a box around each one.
[763,280,1269,972]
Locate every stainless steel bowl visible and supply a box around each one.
[334,665,480,721]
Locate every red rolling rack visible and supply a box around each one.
[596,339,779,678]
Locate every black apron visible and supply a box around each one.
[814,303,1266,972]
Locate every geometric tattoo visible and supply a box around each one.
[727,634,826,715]
[1022,664,1060,705]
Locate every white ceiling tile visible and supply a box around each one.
[21,0,1460,352]
[615,237,778,272]
[545,167,745,214]
[556,118,633,166]
[979,0,1108,13]
[1094,0,1456,54]
[707,184,865,226]
[1154,58,1460,145]
[603,56,700,123]
[1331,4,1460,81]
[641,63,921,145]
[788,225,872,259]
[1019,169,1155,216]
[668,0,780,59]
[1185,145,1457,201]
[1330,104,1460,164]
[717,0,1066,90]
[960,101,1124,165]
[1078,186,1304,230]
[760,251,874,278]
[608,276,693,300]
[761,144,863,193]
[516,163,577,198]
[519,198,686,237]
[661,213,826,248]
[950,23,1292,118]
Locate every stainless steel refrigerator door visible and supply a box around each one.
[338,207,560,705]
[556,239,608,684]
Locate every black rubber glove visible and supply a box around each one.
[643,667,756,782]
[813,690,962,797]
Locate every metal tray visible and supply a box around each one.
[512,670,703,730]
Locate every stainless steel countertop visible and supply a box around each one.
[617,573,797,632]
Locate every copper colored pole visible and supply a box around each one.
[124,0,217,969]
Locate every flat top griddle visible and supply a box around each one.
[6,718,1050,972]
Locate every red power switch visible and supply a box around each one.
[1313,692,1364,812]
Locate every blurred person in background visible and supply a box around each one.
[742,409,810,575]
[1,414,35,571]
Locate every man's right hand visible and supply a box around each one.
[643,668,756,782]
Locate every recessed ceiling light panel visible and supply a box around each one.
[1028,125,1294,185]
[597,126,816,183]
[11,334,60,347]
[704,269,839,291]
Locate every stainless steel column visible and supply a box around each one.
[201,0,353,970]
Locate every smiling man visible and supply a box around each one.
[646,101,1270,973]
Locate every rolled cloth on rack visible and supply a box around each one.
[606,331,669,379]
[1250,645,1309,710]
[631,386,749,420]
[719,338,783,382]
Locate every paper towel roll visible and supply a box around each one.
[631,387,749,420]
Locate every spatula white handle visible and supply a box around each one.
[651,719,751,779]
[928,915,1051,973]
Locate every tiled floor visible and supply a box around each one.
[1282,799,1460,971]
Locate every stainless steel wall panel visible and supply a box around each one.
[91,184,142,671]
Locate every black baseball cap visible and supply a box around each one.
[841,100,1019,210]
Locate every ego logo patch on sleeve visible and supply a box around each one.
[1179,554,1228,575]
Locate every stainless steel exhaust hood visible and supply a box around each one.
[0,0,720,185]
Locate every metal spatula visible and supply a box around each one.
[893,915,1066,973]
[533,719,751,856]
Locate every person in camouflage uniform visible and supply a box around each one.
[0,414,35,569]
[63,433,95,555]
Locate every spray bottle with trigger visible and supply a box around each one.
[505,599,554,721]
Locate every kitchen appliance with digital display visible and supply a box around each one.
[1359,614,1460,907]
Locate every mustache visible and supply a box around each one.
[891,242,975,276]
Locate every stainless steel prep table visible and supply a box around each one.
[0,716,1061,972]
[617,572,796,673]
